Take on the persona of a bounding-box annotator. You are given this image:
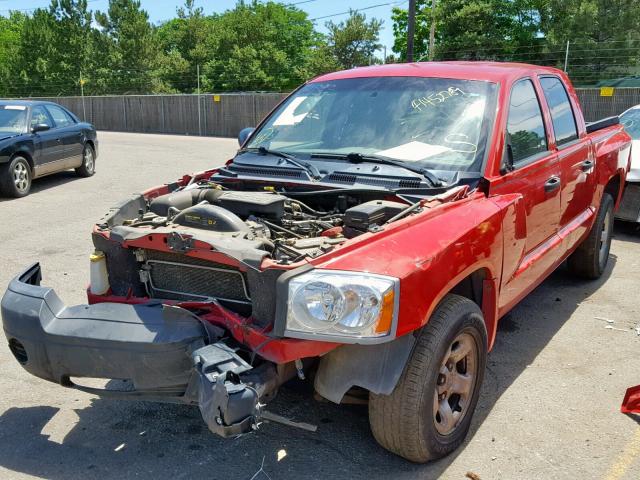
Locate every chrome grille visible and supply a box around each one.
[143,250,250,303]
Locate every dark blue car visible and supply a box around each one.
[0,100,98,197]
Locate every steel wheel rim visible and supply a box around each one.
[13,162,29,192]
[84,147,94,173]
[433,331,478,436]
[599,209,612,266]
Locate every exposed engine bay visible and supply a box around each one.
[119,183,411,265]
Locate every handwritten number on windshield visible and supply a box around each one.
[411,87,466,111]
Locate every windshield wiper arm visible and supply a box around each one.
[238,146,322,180]
[311,152,443,187]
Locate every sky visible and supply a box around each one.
[0,0,405,56]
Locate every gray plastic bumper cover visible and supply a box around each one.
[2,263,273,437]
[1,263,208,402]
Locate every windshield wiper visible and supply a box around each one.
[310,152,443,188]
[238,146,322,180]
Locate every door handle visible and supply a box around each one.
[581,159,594,172]
[544,176,561,192]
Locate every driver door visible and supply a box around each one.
[30,105,63,176]
[495,78,562,311]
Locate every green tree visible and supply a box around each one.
[391,0,542,62]
[14,0,92,96]
[434,0,541,59]
[540,0,640,85]
[0,12,27,96]
[156,0,218,92]
[93,0,161,94]
[325,10,383,69]
[203,1,320,91]
[391,0,432,61]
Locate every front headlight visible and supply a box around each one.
[285,270,398,342]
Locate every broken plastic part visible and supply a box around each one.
[621,385,640,414]
[193,343,260,437]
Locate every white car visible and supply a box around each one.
[618,105,640,222]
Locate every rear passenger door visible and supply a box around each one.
[538,76,595,239]
[45,104,83,167]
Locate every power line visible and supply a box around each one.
[309,0,407,21]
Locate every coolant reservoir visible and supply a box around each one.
[90,250,110,295]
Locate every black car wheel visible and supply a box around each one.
[76,143,95,177]
[369,294,487,463]
[0,155,32,198]
[567,193,614,279]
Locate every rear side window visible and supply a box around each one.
[45,105,75,127]
[539,76,578,146]
[507,79,548,163]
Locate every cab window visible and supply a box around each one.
[45,105,75,128]
[507,79,548,163]
[539,76,578,146]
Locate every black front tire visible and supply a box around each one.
[75,143,95,177]
[0,156,32,198]
[567,193,614,279]
[369,294,487,463]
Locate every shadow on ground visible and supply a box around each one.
[0,171,81,203]
[0,228,633,480]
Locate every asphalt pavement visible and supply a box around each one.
[0,131,639,480]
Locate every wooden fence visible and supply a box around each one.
[27,93,287,138]
[17,88,640,137]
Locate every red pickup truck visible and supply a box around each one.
[1,62,631,463]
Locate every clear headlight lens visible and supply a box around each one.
[286,271,397,341]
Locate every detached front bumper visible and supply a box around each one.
[1,263,273,437]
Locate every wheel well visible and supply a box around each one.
[449,268,487,308]
[85,140,95,152]
[11,151,34,174]
[604,174,621,204]
[448,267,499,349]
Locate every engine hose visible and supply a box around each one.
[262,220,304,239]
[290,200,330,216]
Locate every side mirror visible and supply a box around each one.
[238,127,255,146]
[32,123,50,133]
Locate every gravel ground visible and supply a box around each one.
[0,131,639,480]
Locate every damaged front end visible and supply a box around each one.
[1,263,288,437]
[2,173,467,439]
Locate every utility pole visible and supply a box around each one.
[563,40,570,72]
[79,71,86,121]
[407,0,416,62]
[197,64,202,137]
[428,0,437,61]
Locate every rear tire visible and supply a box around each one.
[75,143,95,177]
[0,155,32,198]
[369,294,487,463]
[567,193,614,279]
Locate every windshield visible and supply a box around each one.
[247,76,498,172]
[0,105,27,135]
[621,108,640,139]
